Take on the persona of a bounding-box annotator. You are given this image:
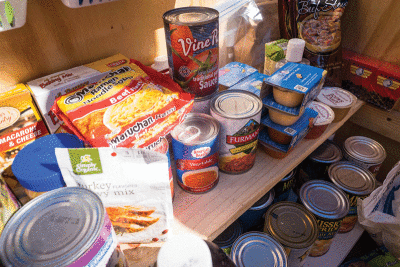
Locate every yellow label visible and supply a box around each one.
[350,65,372,78]
[229,140,258,154]
[377,76,400,90]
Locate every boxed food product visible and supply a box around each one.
[229,72,270,99]
[0,84,49,172]
[218,62,258,91]
[263,39,288,76]
[27,54,132,133]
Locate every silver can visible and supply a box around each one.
[343,136,386,177]
[191,92,218,114]
[210,90,262,174]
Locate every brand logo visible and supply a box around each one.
[191,147,211,159]
[0,107,20,131]
[298,0,348,19]
[69,148,103,175]
[80,154,92,163]
[177,29,218,57]
[106,59,128,68]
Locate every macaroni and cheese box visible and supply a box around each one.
[229,72,270,99]
[218,62,258,91]
[0,84,49,172]
[27,54,131,133]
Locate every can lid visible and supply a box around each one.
[210,90,262,119]
[231,232,287,267]
[11,133,85,192]
[328,161,376,195]
[309,140,343,164]
[171,113,220,145]
[316,87,356,108]
[265,202,318,249]
[213,220,243,248]
[250,189,275,211]
[281,169,296,182]
[300,180,350,220]
[163,7,219,26]
[307,101,335,126]
[0,187,105,266]
[344,136,386,164]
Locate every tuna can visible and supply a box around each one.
[210,90,262,174]
[274,169,297,202]
[213,219,243,256]
[0,187,122,267]
[239,189,275,231]
[171,113,220,193]
[299,180,350,257]
[264,202,318,266]
[343,136,387,177]
[163,7,219,97]
[231,231,288,267]
[328,161,376,233]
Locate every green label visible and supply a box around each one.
[68,148,103,175]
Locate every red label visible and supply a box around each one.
[176,153,218,171]
[106,59,128,68]
[226,128,260,145]
[0,121,48,151]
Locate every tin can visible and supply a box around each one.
[0,187,122,267]
[343,136,387,177]
[231,231,288,267]
[239,189,275,231]
[191,91,218,114]
[163,7,219,97]
[213,220,243,256]
[171,113,220,193]
[328,161,376,233]
[264,202,318,266]
[299,180,350,257]
[274,169,297,202]
[210,90,262,174]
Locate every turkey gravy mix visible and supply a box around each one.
[210,90,262,174]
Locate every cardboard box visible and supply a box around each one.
[218,61,258,91]
[229,72,270,99]
[263,39,288,76]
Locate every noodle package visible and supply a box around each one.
[52,59,194,149]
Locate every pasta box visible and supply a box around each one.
[218,61,258,91]
[229,72,270,99]
[26,53,131,133]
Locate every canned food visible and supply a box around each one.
[0,187,123,267]
[343,136,386,177]
[328,161,376,233]
[210,90,262,174]
[213,220,243,256]
[171,113,220,193]
[299,180,350,257]
[231,231,287,267]
[239,189,275,231]
[163,7,219,97]
[264,202,318,266]
[191,91,217,114]
[274,169,297,202]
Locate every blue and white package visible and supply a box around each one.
[229,72,270,99]
[218,62,258,90]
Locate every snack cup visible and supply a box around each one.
[267,126,292,145]
[273,86,304,108]
[268,107,304,126]
[305,101,335,139]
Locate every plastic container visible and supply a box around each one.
[260,141,291,159]
[273,87,305,107]
[268,106,304,126]
[267,126,293,145]
[305,101,335,139]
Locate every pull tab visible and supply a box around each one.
[178,125,201,144]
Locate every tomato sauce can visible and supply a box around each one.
[210,90,262,174]
[0,187,122,267]
[328,161,376,233]
[163,7,219,98]
[171,113,220,193]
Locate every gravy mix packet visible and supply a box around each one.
[52,59,194,149]
[55,147,173,244]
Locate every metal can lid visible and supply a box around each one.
[231,231,287,267]
[171,113,220,145]
[210,90,262,119]
[309,140,343,164]
[0,187,105,266]
[300,180,350,220]
[328,161,376,196]
[265,202,318,249]
[281,169,297,182]
[250,189,275,211]
[344,136,386,164]
[213,220,243,248]
[163,7,219,26]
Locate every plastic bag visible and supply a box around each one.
[358,160,400,259]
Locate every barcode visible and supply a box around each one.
[294,85,308,92]
[284,128,296,135]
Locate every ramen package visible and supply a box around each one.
[0,174,20,235]
[278,0,348,86]
[55,147,173,244]
[52,59,194,149]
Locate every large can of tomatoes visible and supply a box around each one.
[163,7,219,98]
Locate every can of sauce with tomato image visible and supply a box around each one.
[210,90,262,174]
[163,7,219,98]
[171,113,220,194]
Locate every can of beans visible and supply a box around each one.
[299,180,349,257]
[328,161,376,233]
[0,187,122,266]
[343,136,386,177]
[171,113,220,193]
[274,169,297,202]
[264,202,318,266]
[163,7,219,98]
[213,220,243,256]
[210,90,262,174]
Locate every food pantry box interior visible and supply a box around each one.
[0,0,400,265]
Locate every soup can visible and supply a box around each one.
[171,113,220,193]
[231,231,287,267]
[264,202,318,266]
[274,169,297,202]
[343,136,386,177]
[328,161,376,233]
[0,187,122,267]
[299,180,349,257]
[210,90,262,174]
[163,7,219,98]
[213,219,243,256]
[239,189,275,231]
